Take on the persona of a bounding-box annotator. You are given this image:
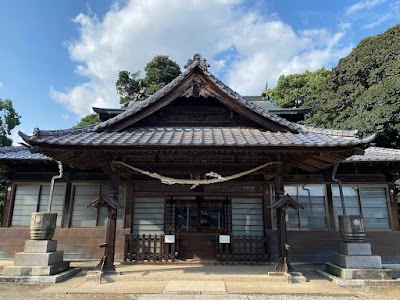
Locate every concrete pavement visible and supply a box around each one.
[1,259,398,299]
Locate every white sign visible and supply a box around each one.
[164,235,175,243]
[219,235,230,244]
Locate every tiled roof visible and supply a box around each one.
[243,97,311,115]
[0,146,51,160]
[19,127,375,148]
[18,54,375,150]
[91,56,301,133]
[345,147,400,162]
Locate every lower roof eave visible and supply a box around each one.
[27,143,368,173]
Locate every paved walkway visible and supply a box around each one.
[1,259,399,299]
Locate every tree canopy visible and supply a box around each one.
[116,55,181,107]
[75,113,99,127]
[115,70,142,106]
[0,98,20,225]
[269,68,331,109]
[78,55,181,126]
[269,24,400,148]
[144,55,181,94]
[0,98,21,146]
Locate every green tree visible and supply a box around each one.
[269,68,331,108]
[76,113,99,127]
[116,70,142,108]
[0,99,21,146]
[78,55,181,127]
[116,55,181,105]
[0,98,21,225]
[143,55,181,94]
[269,24,400,148]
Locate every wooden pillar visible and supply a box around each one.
[2,181,14,227]
[274,162,293,272]
[388,182,400,231]
[103,163,120,272]
[62,182,72,229]
[262,183,272,232]
[324,169,336,232]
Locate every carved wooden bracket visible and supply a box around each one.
[181,80,215,98]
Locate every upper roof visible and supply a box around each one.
[89,54,300,133]
[19,54,374,150]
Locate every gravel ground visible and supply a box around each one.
[1,262,400,300]
[2,283,400,300]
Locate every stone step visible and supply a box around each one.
[326,263,393,280]
[2,261,70,276]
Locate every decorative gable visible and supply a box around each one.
[91,54,298,133]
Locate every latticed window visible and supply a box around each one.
[11,183,65,227]
[332,185,390,230]
[164,196,230,234]
[70,183,125,228]
[283,184,327,230]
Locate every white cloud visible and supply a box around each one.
[52,0,351,115]
[0,81,3,89]
[362,1,400,29]
[345,0,386,15]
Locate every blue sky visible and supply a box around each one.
[0,0,398,144]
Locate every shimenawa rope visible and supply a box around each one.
[115,161,277,189]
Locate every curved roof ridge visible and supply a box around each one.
[22,124,97,138]
[296,124,361,137]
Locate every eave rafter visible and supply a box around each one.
[31,144,359,176]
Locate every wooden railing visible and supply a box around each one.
[124,234,270,264]
[217,235,270,264]
[124,234,176,263]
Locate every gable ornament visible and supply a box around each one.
[184,53,210,70]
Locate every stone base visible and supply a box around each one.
[325,263,393,280]
[0,268,81,283]
[339,242,372,256]
[332,252,382,269]
[266,271,306,283]
[4,239,70,278]
[2,261,70,276]
[86,270,104,284]
[14,251,64,266]
[24,240,57,253]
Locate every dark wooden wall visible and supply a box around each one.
[0,228,129,260]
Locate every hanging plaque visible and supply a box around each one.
[219,235,230,244]
[164,235,175,243]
